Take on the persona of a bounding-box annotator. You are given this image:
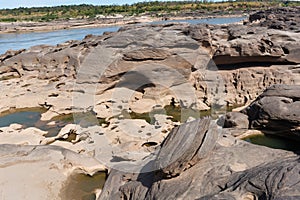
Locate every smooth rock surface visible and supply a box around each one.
[0,144,106,200]
[218,111,249,129]
[242,84,300,139]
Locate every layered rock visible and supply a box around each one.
[99,118,299,200]
[0,8,299,199]
[98,85,300,200]
[0,8,299,118]
[188,23,300,105]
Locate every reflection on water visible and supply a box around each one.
[0,108,107,137]
[0,16,246,55]
[120,104,234,124]
[0,110,42,128]
[0,108,64,136]
[244,134,300,152]
[0,104,226,136]
[122,105,212,124]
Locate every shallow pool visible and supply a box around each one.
[244,134,300,152]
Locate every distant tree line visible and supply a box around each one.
[0,1,298,22]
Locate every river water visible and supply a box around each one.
[0,16,245,55]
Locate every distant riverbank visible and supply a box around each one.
[0,16,246,54]
[0,13,246,34]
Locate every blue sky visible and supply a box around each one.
[0,0,224,9]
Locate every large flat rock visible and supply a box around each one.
[0,144,106,200]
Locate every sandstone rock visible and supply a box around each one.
[99,118,297,200]
[222,128,264,138]
[218,112,249,129]
[84,117,174,170]
[35,116,176,173]
[20,127,48,136]
[236,129,264,139]
[9,123,23,130]
[242,84,300,139]
[186,24,300,106]
[155,117,219,178]
[211,28,300,65]
[0,127,45,145]
[1,11,299,117]
[0,8,299,199]
[218,65,299,106]
[0,144,106,200]
[123,48,171,61]
[198,156,300,200]
[129,98,159,113]
[248,7,300,32]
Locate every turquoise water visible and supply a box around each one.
[0,16,245,55]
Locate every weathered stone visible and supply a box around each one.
[155,118,219,178]
[242,84,300,139]
[1,9,300,117]
[0,8,299,199]
[99,118,298,200]
[248,7,300,32]
[198,157,300,200]
[218,111,249,129]
[123,48,172,61]
[0,126,46,145]
[0,144,106,200]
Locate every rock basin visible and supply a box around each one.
[0,108,107,137]
[243,133,300,152]
[0,7,299,200]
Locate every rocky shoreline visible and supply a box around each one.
[0,7,299,200]
[0,13,246,34]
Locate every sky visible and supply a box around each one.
[0,0,224,9]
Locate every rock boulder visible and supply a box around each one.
[242,84,300,139]
[99,118,299,200]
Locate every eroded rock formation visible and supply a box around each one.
[242,84,300,139]
[0,144,106,200]
[0,7,299,200]
[99,85,300,199]
[99,118,300,200]
[0,7,299,119]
